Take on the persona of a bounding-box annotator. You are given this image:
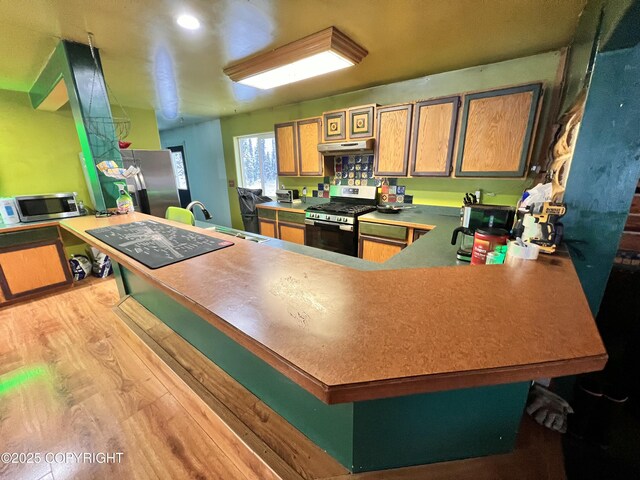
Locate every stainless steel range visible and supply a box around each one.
[304,185,377,256]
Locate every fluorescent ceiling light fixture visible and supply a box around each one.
[238,51,353,90]
[224,27,367,90]
[176,14,200,30]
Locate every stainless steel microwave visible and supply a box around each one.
[14,192,81,222]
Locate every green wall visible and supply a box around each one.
[0,88,161,209]
[220,50,564,229]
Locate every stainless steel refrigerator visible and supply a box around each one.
[120,149,181,218]
[80,149,181,218]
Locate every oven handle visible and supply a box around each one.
[305,219,354,232]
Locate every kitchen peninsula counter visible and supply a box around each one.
[61,211,605,401]
[60,212,606,471]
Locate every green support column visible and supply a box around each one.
[29,41,123,210]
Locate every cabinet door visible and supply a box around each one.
[455,84,542,177]
[275,122,298,176]
[374,104,413,177]
[278,222,305,245]
[410,97,459,176]
[322,110,347,142]
[259,219,277,238]
[359,235,407,263]
[297,118,323,176]
[0,240,72,300]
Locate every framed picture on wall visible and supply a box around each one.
[348,105,375,138]
[322,110,346,142]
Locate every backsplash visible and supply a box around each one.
[310,155,411,204]
[282,157,530,208]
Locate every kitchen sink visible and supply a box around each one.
[205,225,271,243]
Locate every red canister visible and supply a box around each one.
[471,228,509,265]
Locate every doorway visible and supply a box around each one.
[167,145,192,208]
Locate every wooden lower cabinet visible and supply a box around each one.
[0,239,72,301]
[359,235,407,263]
[278,222,305,245]
[258,219,277,238]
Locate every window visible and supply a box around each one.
[234,133,277,197]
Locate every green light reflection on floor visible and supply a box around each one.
[0,366,46,396]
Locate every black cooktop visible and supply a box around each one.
[306,202,376,215]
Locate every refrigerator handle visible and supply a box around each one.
[135,173,152,215]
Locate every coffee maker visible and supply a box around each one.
[451,202,516,261]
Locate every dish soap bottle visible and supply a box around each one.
[115,182,134,214]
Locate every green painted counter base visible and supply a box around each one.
[119,266,529,472]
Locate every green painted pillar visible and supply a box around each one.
[562,45,640,314]
[29,41,123,210]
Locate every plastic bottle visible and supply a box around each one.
[115,182,134,214]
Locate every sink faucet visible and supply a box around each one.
[186,201,212,220]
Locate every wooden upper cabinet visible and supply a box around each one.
[347,104,376,139]
[297,118,323,176]
[374,104,413,177]
[410,97,459,176]
[275,122,298,176]
[455,83,542,177]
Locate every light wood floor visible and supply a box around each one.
[0,279,250,480]
[0,279,567,480]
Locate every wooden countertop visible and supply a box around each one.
[0,219,61,233]
[60,213,607,404]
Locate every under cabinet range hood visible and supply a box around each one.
[317,139,374,155]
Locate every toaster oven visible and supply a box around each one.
[14,192,81,222]
[275,189,300,203]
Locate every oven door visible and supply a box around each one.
[304,219,357,256]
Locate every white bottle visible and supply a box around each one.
[0,198,20,224]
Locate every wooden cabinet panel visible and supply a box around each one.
[619,232,640,252]
[410,97,459,176]
[359,235,406,263]
[630,194,640,215]
[625,214,640,233]
[297,118,323,176]
[322,110,346,142]
[375,104,412,177]
[456,84,541,177]
[275,122,298,176]
[0,240,71,299]
[347,104,376,139]
[278,222,305,245]
[259,219,277,238]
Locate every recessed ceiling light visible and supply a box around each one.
[176,14,200,30]
[224,27,367,90]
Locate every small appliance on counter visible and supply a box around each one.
[14,192,81,222]
[276,189,300,203]
[451,196,515,262]
[0,198,20,224]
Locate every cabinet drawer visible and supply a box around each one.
[359,222,407,240]
[257,208,277,220]
[278,211,305,224]
[0,226,60,249]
